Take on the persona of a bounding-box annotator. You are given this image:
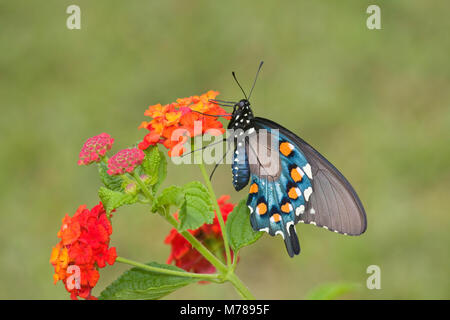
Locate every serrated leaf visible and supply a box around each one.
[98,187,137,214]
[151,185,184,213]
[226,199,263,252]
[306,282,359,300]
[142,146,161,185]
[99,262,196,300]
[178,181,214,231]
[97,162,123,191]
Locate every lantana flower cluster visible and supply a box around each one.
[165,195,236,276]
[77,132,145,178]
[78,133,114,166]
[138,90,230,156]
[107,148,145,176]
[50,203,117,300]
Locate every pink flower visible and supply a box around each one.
[78,133,114,166]
[107,148,145,176]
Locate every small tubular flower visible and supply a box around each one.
[78,133,114,165]
[107,148,145,176]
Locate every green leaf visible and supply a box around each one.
[97,162,123,191]
[141,146,167,193]
[151,185,184,213]
[178,181,214,231]
[306,282,360,300]
[98,187,137,214]
[99,262,196,300]
[226,199,263,252]
[152,149,167,193]
[141,146,161,186]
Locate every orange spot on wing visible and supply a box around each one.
[288,187,299,199]
[249,183,258,194]
[291,167,303,182]
[280,142,293,156]
[281,202,291,213]
[272,213,281,223]
[256,203,267,215]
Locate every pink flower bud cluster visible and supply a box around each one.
[78,133,114,166]
[107,148,145,176]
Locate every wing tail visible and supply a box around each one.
[283,223,300,257]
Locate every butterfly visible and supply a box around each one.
[209,62,367,257]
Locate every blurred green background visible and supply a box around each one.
[1,0,449,299]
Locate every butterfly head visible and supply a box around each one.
[223,62,264,131]
[238,99,250,107]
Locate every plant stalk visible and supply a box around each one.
[116,256,220,280]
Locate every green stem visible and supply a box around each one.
[164,212,228,274]
[132,173,227,275]
[198,161,232,267]
[226,272,255,300]
[132,172,154,202]
[116,256,220,280]
[131,163,255,299]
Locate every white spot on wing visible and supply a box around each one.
[260,227,269,233]
[275,230,285,239]
[304,187,313,201]
[286,221,294,234]
[303,164,313,179]
[248,206,253,214]
[295,205,305,216]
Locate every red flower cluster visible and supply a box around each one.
[78,133,114,165]
[138,91,230,157]
[165,195,236,277]
[107,148,145,176]
[50,203,117,300]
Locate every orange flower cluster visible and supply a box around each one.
[50,203,117,300]
[138,90,230,156]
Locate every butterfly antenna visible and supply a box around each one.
[248,61,264,100]
[232,71,248,100]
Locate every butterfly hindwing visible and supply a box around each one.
[244,128,313,257]
[253,117,367,236]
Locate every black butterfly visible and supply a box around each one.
[209,62,367,257]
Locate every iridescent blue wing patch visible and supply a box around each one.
[243,127,314,257]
